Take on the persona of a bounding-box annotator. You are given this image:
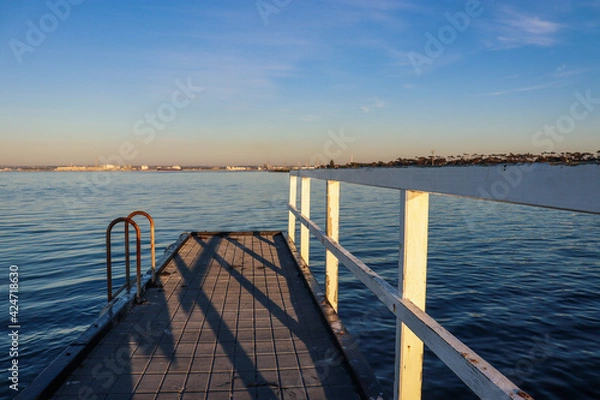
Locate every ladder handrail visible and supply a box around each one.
[106,217,142,302]
[127,210,156,284]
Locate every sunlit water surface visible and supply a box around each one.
[0,171,598,399]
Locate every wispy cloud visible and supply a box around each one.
[300,114,320,122]
[361,97,385,113]
[482,82,559,96]
[552,64,593,78]
[327,0,416,11]
[322,0,420,25]
[484,8,563,49]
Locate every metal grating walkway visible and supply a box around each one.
[50,232,367,399]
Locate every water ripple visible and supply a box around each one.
[0,172,598,399]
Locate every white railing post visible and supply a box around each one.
[394,190,429,400]
[300,177,311,265]
[325,180,340,311]
[288,175,298,243]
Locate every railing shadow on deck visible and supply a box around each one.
[45,263,176,398]
[168,232,363,398]
[174,234,281,398]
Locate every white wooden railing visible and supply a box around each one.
[287,164,600,400]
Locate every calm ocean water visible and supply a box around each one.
[0,171,599,399]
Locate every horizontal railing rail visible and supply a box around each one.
[288,165,599,399]
[291,164,600,214]
[288,204,526,399]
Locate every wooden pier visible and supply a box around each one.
[23,232,381,400]
[21,164,600,400]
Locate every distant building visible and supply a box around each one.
[156,165,182,172]
[54,164,122,172]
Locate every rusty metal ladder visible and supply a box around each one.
[105,211,155,303]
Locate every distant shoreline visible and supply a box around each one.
[330,151,599,169]
[0,166,271,172]
[1,151,598,172]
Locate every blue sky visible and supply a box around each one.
[1,0,599,166]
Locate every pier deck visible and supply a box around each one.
[47,232,378,400]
